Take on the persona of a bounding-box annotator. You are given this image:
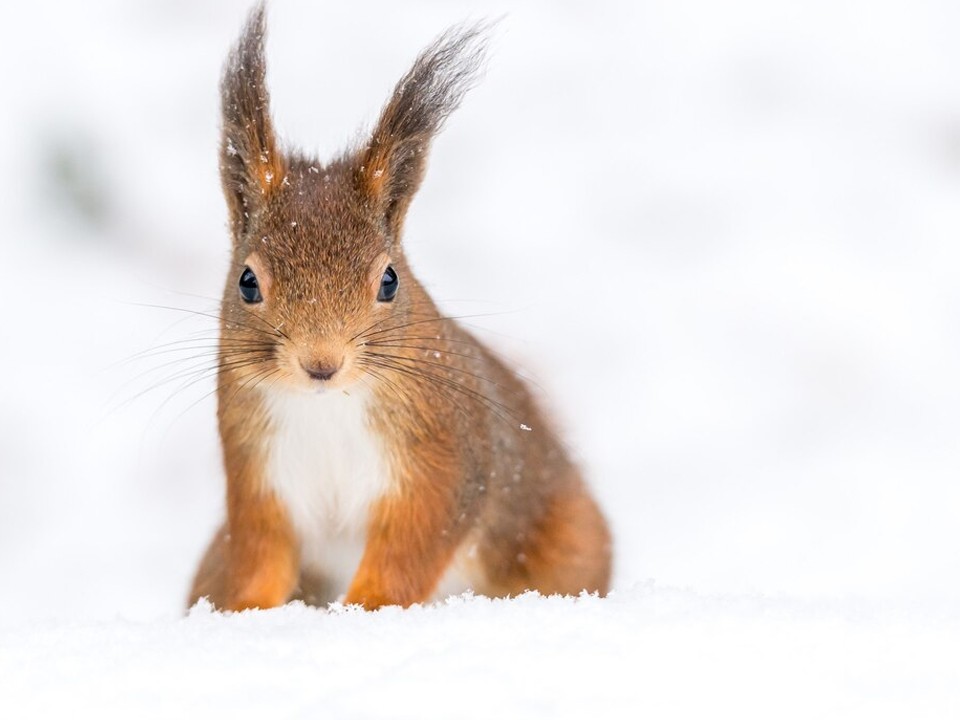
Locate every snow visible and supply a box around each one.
[2,0,960,715]
[4,589,958,718]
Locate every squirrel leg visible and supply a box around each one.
[345,480,460,609]
[483,479,613,598]
[222,487,299,611]
[519,483,613,597]
[214,386,300,611]
[187,524,229,608]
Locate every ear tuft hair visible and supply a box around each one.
[220,2,285,239]
[358,23,490,236]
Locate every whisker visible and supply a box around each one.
[215,365,284,420]
[358,359,477,423]
[361,357,505,425]
[111,340,271,378]
[361,334,485,349]
[113,352,275,413]
[152,350,279,412]
[359,341,482,363]
[356,309,519,344]
[358,354,523,427]
[360,340,545,393]
[124,301,286,341]
[347,300,445,342]
[363,350,525,399]
[160,360,283,430]
[357,364,412,409]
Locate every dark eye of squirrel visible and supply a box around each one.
[238,267,262,304]
[378,266,399,302]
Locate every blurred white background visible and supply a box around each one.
[1,0,958,623]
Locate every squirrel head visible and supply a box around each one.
[217,4,486,392]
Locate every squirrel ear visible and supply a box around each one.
[220,3,285,239]
[357,24,488,238]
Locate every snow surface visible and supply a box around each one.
[2,0,960,715]
[4,589,959,719]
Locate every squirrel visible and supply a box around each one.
[188,4,612,611]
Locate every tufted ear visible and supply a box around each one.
[357,24,488,239]
[219,3,285,240]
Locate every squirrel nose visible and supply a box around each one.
[301,359,342,382]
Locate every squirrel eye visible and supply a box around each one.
[377,265,399,302]
[238,267,262,304]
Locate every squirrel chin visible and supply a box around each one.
[282,379,354,397]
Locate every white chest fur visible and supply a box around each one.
[263,386,393,592]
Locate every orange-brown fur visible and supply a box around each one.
[188,4,611,611]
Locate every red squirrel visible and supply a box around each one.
[188,4,612,611]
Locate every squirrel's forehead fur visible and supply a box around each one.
[246,158,388,291]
